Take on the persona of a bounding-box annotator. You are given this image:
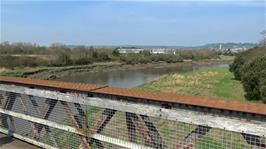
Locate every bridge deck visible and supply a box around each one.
[0,133,38,149]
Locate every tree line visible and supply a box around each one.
[230,45,266,103]
[0,42,220,69]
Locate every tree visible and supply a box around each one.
[112,48,120,56]
[241,56,266,102]
[259,30,266,47]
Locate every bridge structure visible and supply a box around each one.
[0,76,265,149]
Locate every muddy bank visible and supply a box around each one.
[16,59,231,80]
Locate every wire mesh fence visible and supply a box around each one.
[0,89,265,149]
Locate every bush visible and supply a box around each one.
[96,52,111,61]
[50,51,72,66]
[229,54,246,80]
[241,56,266,102]
[0,55,48,69]
[73,57,92,65]
[230,46,266,102]
[230,46,266,80]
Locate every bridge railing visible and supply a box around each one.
[0,76,265,149]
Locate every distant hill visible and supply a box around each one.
[194,43,257,50]
[67,42,257,50]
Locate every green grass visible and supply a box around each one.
[219,55,235,61]
[138,67,247,101]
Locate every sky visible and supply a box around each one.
[0,0,265,46]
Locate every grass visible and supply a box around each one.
[219,55,235,61]
[138,66,247,101]
[0,62,121,77]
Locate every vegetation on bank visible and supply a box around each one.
[229,45,266,103]
[1,59,230,80]
[0,42,220,69]
[138,45,266,103]
[138,67,246,101]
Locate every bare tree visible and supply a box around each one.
[259,30,266,47]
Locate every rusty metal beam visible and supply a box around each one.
[177,125,211,149]
[0,93,4,107]
[126,112,137,143]
[89,109,116,149]
[74,103,89,148]
[140,115,167,149]
[61,101,90,149]
[74,103,88,129]
[33,98,58,138]
[126,112,152,146]
[28,95,58,147]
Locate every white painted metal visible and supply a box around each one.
[0,84,265,136]
[0,108,85,136]
[92,134,154,149]
[0,108,154,149]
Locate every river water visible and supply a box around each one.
[59,64,228,88]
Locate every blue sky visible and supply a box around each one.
[1,0,265,46]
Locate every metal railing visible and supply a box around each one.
[0,76,265,149]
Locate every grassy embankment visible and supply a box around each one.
[138,66,247,101]
[0,55,234,79]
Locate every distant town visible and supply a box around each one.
[115,43,256,55]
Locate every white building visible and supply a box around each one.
[117,48,144,54]
[117,47,176,54]
[150,48,176,54]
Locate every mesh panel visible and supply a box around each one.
[0,90,265,149]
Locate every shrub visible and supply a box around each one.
[0,55,48,69]
[229,54,246,80]
[50,51,72,66]
[230,46,266,80]
[241,56,266,102]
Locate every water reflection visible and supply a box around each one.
[60,64,228,88]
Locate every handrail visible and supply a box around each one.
[1,76,266,116]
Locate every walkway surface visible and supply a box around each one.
[0,133,38,149]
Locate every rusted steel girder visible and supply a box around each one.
[73,103,90,148]
[74,103,88,129]
[28,95,58,147]
[89,109,116,149]
[126,112,151,145]
[0,93,4,107]
[140,115,167,149]
[32,98,58,137]
[61,101,91,149]
[176,125,211,149]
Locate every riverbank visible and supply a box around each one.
[1,57,233,80]
[137,67,247,101]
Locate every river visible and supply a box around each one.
[59,64,229,88]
